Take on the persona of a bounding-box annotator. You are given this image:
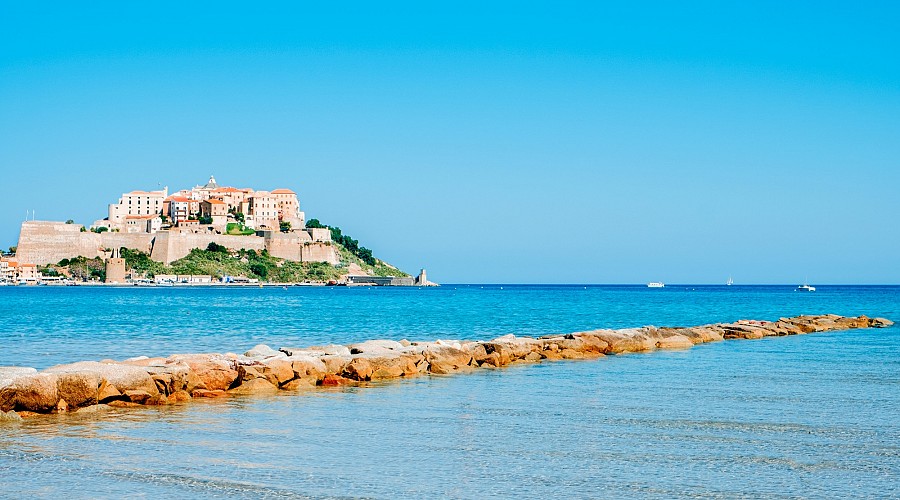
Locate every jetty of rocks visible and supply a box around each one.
[0,314,893,419]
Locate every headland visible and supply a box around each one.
[2,176,436,287]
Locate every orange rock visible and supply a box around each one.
[191,389,227,398]
[107,400,142,408]
[656,335,694,349]
[167,390,191,403]
[321,374,354,386]
[56,372,99,409]
[124,390,153,404]
[0,373,59,412]
[228,378,278,395]
[424,345,474,374]
[342,358,374,381]
[98,381,122,403]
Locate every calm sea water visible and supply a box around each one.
[1,285,898,498]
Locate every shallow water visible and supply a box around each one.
[1,285,898,498]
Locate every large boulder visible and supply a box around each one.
[286,356,328,386]
[262,359,296,386]
[168,354,238,391]
[228,377,278,395]
[46,361,159,395]
[366,353,423,379]
[0,373,59,412]
[656,335,694,349]
[871,317,894,328]
[348,339,405,355]
[244,344,282,358]
[319,355,351,376]
[480,335,540,365]
[56,371,100,408]
[0,367,38,389]
[423,345,474,374]
[718,323,769,340]
[280,345,351,357]
[144,362,205,395]
[342,357,374,381]
[589,328,657,354]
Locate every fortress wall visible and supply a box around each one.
[265,233,305,261]
[100,233,154,254]
[15,221,102,265]
[150,231,265,264]
[308,228,331,243]
[18,222,337,267]
[300,242,339,265]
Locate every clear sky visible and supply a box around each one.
[1,2,898,284]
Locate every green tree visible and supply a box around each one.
[234,212,245,223]
[306,218,325,229]
[206,242,228,253]
[65,219,74,224]
[279,221,291,233]
[249,263,268,278]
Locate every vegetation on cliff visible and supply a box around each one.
[307,219,409,278]
[118,245,343,283]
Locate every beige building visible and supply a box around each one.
[125,214,162,234]
[271,188,305,228]
[1,259,38,283]
[247,190,279,230]
[0,259,11,283]
[108,187,168,228]
[210,186,252,213]
[201,198,228,228]
[165,196,192,225]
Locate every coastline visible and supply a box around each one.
[0,313,892,420]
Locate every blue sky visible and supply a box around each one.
[1,2,898,283]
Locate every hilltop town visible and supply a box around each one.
[1,177,434,286]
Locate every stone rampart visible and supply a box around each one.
[150,231,266,264]
[100,233,154,255]
[300,242,339,265]
[15,222,102,265]
[18,222,340,266]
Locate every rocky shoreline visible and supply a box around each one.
[0,314,893,420]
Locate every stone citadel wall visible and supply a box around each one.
[15,221,337,266]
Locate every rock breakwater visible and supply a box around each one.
[0,314,893,418]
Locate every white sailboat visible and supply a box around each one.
[797,276,815,291]
[726,276,733,286]
[647,282,665,288]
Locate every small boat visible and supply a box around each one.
[797,284,816,292]
[726,276,733,286]
[647,282,665,288]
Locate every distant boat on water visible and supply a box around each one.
[647,282,665,288]
[797,284,816,292]
[726,276,734,286]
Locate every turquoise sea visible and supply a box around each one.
[1,285,898,498]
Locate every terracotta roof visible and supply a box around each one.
[271,189,295,194]
[205,199,226,204]
[166,196,191,202]
[213,187,241,193]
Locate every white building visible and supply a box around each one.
[108,187,168,229]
